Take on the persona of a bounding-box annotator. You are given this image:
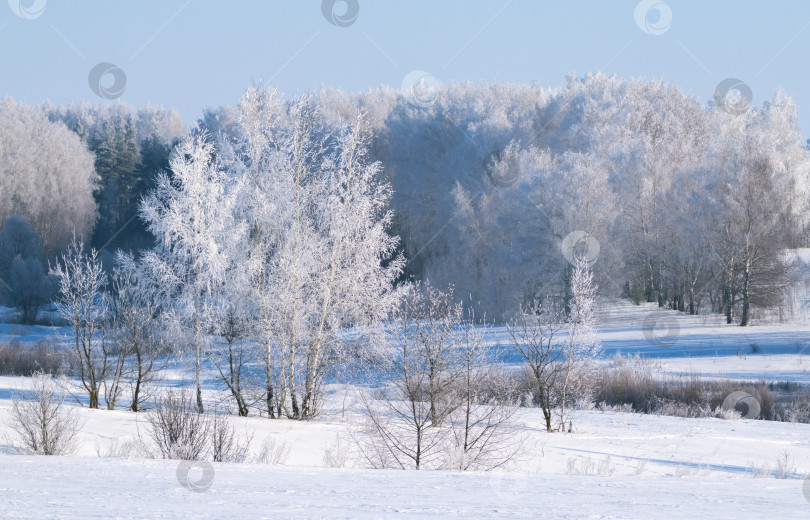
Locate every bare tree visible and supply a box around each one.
[352,282,465,470]
[397,282,464,427]
[447,312,521,471]
[355,296,520,470]
[354,374,447,470]
[100,317,127,410]
[507,301,564,432]
[50,238,108,409]
[110,252,168,412]
[4,371,83,455]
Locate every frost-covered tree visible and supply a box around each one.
[225,89,403,419]
[558,260,600,429]
[89,112,141,251]
[140,133,239,413]
[0,99,98,254]
[109,252,168,412]
[135,104,186,146]
[50,238,108,409]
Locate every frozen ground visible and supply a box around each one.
[2,454,809,519]
[1,301,810,517]
[1,381,810,518]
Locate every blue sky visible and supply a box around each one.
[1,0,809,134]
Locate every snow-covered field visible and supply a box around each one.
[2,399,810,519]
[2,454,809,519]
[2,301,810,518]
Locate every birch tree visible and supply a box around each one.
[140,134,238,413]
[227,89,403,419]
[110,252,168,412]
[558,260,600,429]
[507,301,563,432]
[298,114,404,418]
[50,238,107,409]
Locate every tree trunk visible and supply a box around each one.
[724,265,734,324]
[194,291,204,414]
[533,376,553,433]
[301,340,323,419]
[288,339,300,419]
[563,265,572,317]
[740,258,751,326]
[265,338,275,419]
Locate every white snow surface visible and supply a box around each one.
[2,387,810,518]
[2,301,810,517]
[2,453,809,519]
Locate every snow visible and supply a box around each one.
[2,301,810,517]
[2,454,808,519]
[2,383,810,517]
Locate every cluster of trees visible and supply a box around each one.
[0,98,184,259]
[139,89,404,418]
[46,102,183,253]
[0,99,183,322]
[354,261,600,470]
[293,75,808,324]
[6,74,805,324]
[47,87,601,425]
[0,99,97,256]
[50,241,167,411]
[48,89,403,421]
[6,74,807,468]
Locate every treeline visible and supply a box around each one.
[1,73,809,326]
[0,100,184,321]
[0,99,184,257]
[46,102,185,254]
[310,74,810,324]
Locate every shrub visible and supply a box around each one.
[209,412,252,463]
[145,389,208,460]
[593,356,785,420]
[773,451,797,479]
[0,339,63,376]
[3,371,82,455]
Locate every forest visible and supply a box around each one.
[2,72,807,328]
